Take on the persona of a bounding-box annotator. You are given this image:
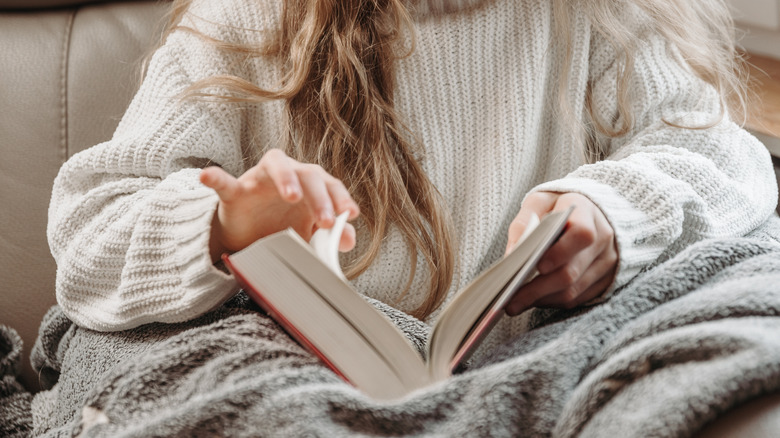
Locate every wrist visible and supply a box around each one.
[208,212,230,264]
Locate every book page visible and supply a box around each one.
[309,211,350,281]
[227,239,412,399]
[263,232,432,390]
[426,208,572,381]
[509,213,540,253]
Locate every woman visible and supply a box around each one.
[48,0,775,367]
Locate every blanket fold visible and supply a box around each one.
[0,325,33,438]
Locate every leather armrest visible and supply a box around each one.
[0,0,170,392]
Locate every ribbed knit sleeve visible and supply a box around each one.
[531,9,778,292]
[47,26,253,331]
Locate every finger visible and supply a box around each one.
[505,252,592,315]
[533,247,617,308]
[536,207,598,275]
[506,192,558,254]
[537,192,616,275]
[200,167,240,202]
[504,272,541,316]
[534,268,615,309]
[339,223,357,252]
[258,150,302,202]
[297,164,335,228]
[326,178,360,220]
[505,244,616,315]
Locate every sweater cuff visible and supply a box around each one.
[529,177,666,297]
[149,169,238,326]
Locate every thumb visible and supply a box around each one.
[338,223,357,252]
[506,191,558,254]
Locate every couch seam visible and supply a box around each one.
[60,10,75,162]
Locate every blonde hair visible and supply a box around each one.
[161,0,746,318]
[553,0,747,160]
[167,0,454,319]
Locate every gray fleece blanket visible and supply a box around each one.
[3,220,780,437]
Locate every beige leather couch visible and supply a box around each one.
[1,0,779,435]
[0,0,169,389]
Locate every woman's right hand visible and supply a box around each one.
[199,148,360,262]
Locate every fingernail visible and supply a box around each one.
[319,210,334,223]
[285,185,301,199]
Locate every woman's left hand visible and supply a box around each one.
[504,191,618,315]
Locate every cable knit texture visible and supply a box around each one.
[48,0,777,357]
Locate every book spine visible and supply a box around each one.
[222,254,354,387]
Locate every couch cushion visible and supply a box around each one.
[0,0,169,392]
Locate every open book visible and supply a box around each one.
[223,207,572,400]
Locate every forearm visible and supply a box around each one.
[48,161,238,331]
[533,116,777,290]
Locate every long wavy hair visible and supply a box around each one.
[160,0,746,319]
[551,0,748,160]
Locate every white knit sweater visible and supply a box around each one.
[48,0,777,354]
